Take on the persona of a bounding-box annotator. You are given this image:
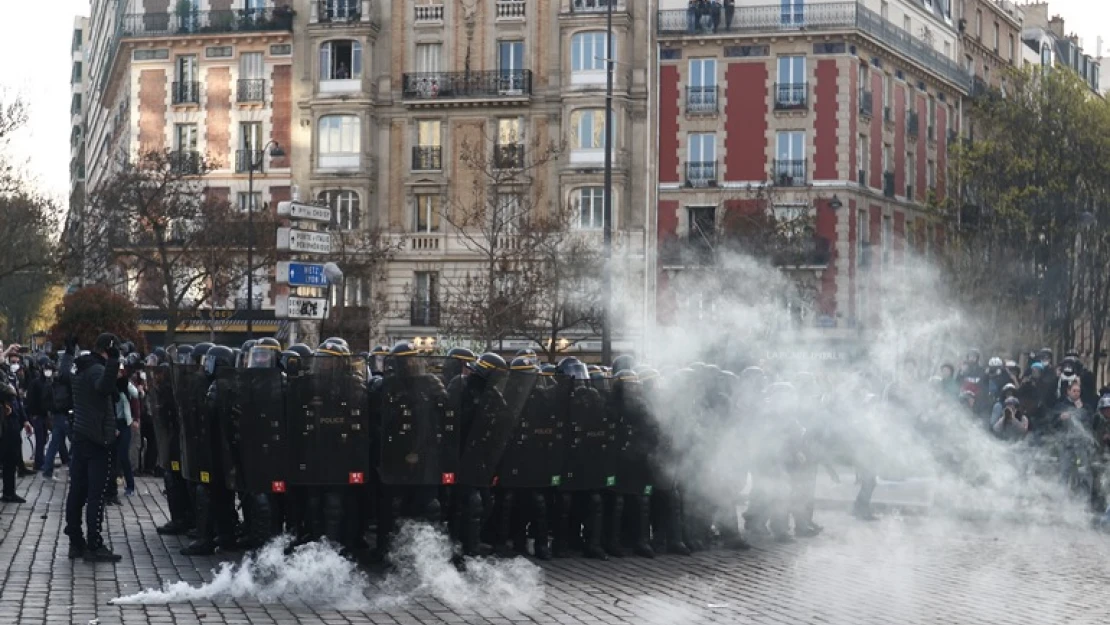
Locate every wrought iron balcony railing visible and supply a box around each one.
[773,159,807,186]
[237,79,265,103]
[686,86,718,114]
[493,144,525,169]
[774,82,808,110]
[401,70,533,101]
[118,8,293,38]
[169,150,201,175]
[172,81,199,105]
[657,2,971,91]
[412,146,443,171]
[773,236,832,268]
[685,161,718,187]
[236,150,263,174]
[317,0,360,22]
[410,299,441,326]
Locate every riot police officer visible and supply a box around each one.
[181,345,239,555]
[151,352,194,536]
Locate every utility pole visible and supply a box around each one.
[601,0,614,366]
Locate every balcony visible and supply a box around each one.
[410,299,441,327]
[907,111,919,138]
[494,144,525,169]
[686,86,718,114]
[314,0,364,23]
[401,70,533,104]
[774,82,808,111]
[883,172,895,197]
[412,146,443,171]
[496,0,526,20]
[685,161,718,187]
[859,90,873,116]
[414,4,444,22]
[773,159,806,186]
[172,81,199,105]
[409,234,442,252]
[117,8,293,39]
[656,3,970,91]
[570,0,627,13]
[170,151,201,175]
[235,150,263,174]
[237,79,265,103]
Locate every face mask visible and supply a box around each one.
[139,372,147,381]
[9,364,19,373]
[43,370,53,378]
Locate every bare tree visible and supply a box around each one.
[322,225,401,350]
[435,132,562,351]
[84,150,276,344]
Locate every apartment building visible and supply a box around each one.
[64,17,91,288]
[289,0,653,352]
[1020,2,1100,92]
[652,0,968,339]
[84,0,295,344]
[959,0,1023,95]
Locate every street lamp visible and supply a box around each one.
[246,140,285,339]
[600,0,614,366]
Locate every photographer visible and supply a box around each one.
[992,396,1029,442]
[106,354,142,504]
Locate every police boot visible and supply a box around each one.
[550,492,571,558]
[181,484,217,556]
[583,492,609,560]
[632,494,655,558]
[322,490,344,547]
[213,486,241,553]
[529,491,551,560]
[494,490,515,558]
[665,490,691,556]
[461,489,485,557]
[240,493,273,550]
[717,505,752,551]
[603,493,625,558]
[159,472,194,535]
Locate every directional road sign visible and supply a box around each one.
[277,227,332,254]
[275,294,328,320]
[277,201,332,223]
[275,261,329,287]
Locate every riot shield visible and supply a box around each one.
[457,387,516,487]
[561,385,616,491]
[287,357,370,487]
[377,374,453,487]
[497,384,566,489]
[150,367,180,472]
[209,367,240,491]
[173,363,214,483]
[227,367,288,493]
[611,390,658,496]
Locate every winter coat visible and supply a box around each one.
[64,352,121,447]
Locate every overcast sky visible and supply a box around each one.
[0,0,1106,204]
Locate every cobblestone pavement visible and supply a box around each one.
[0,473,1106,625]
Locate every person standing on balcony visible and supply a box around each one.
[723,0,735,31]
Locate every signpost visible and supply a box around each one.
[277,228,332,255]
[275,261,328,287]
[276,295,328,320]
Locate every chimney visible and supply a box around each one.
[1048,15,1066,39]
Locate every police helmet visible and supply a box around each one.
[152,346,169,365]
[442,347,477,382]
[289,343,314,359]
[470,352,509,384]
[203,345,235,377]
[175,345,194,365]
[248,340,282,369]
[514,348,538,360]
[280,350,304,376]
[1098,395,1110,411]
[389,341,424,377]
[556,357,589,381]
[191,343,215,365]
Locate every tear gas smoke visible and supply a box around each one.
[111,524,544,612]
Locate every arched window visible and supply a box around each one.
[317,114,360,169]
[318,189,361,230]
[320,40,362,80]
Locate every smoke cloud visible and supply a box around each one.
[111,524,544,612]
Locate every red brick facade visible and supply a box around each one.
[723,62,768,182]
[138,69,167,153]
[271,65,292,169]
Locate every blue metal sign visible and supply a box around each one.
[286,262,328,287]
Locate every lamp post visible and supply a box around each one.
[601,0,614,366]
[246,140,285,339]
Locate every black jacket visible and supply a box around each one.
[64,352,121,447]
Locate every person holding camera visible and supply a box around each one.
[62,333,123,563]
[991,396,1029,442]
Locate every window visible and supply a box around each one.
[883,72,892,117]
[495,118,523,169]
[317,115,361,169]
[574,187,605,230]
[134,49,169,61]
[775,130,805,184]
[1009,34,1015,62]
[72,29,83,51]
[206,46,232,58]
[687,133,716,184]
[994,23,1000,52]
[174,55,198,104]
[237,122,262,172]
[237,192,262,212]
[903,16,911,34]
[571,109,606,152]
[414,195,441,233]
[412,272,439,326]
[780,0,804,26]
[414,120,442,170]
[70,94,82,116]
[881,215,892,266]
[493,192,524,232]
[907,151,916,195]
[418,120,442,147]
[416,43,442,73]
[880,1,888,19]
[331,276,370,309]
[320,40,361,80]
[71,62,83,84]
[857,133,868,184]
[975,9,982,39]
[688,58,717,112]
[776,56,806,108]
[498,41,526,92]
[319,190,361,230]
[571,31,609,73]
[928,96,936,138]
[320,0,360,20]
[175,124,197,151]
[927,160,936,189]
[271,44,292,56]
[882,144,892,173]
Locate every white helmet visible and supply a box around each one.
[988,357,1004,368]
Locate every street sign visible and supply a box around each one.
[277,227,332,254]
[277,201,332,223]
[276,294,328,320]
[275,261,329,287]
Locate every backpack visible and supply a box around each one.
[43,376,74,414]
